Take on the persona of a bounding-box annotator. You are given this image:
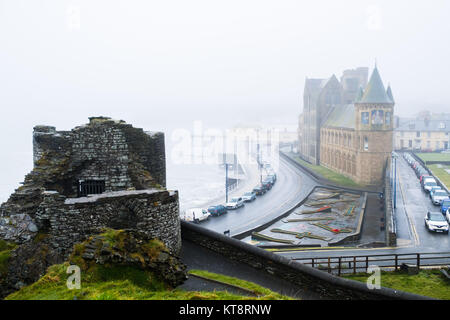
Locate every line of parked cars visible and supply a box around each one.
[403,153,450,234]
[182,168,277,223]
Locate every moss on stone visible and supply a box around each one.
[0,240,17,277]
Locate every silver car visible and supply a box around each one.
[431,190,449,206]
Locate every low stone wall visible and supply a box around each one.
[181,221,430,300]
[35,189,181,256]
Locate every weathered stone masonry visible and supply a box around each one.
[1,117,180,253]
[35,189,181,255]
[33,116,166,195]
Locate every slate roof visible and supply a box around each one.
[323,104,355,129]
[396,119,450,132]
[359,67,393,104]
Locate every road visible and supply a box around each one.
[193,148,450,271]
[199,156,317,236]
[277,154,450,266]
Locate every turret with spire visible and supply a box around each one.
[353,64,395,185]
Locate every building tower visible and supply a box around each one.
[354,65,395,185]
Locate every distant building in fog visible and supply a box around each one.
[394,114,450,151]
[298,65,395,186]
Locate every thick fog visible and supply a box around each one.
[1,0,449,202]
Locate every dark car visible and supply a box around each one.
[207,205,227,217]
[261,179,272,190]
[253,185,266,195]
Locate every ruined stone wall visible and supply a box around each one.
[35,189,181,255]
[32,117,166,198]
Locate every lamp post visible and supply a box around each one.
[392,152,398,209]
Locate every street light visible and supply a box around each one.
[391,152,398,209]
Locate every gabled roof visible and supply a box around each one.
[323,104,355,130]
[359,67,393,104]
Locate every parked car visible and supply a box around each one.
[429,186,442,198]
[266,174,277,184]
[424,211,449,233]
[261,179,272,190]
[225,197,245,210]
[207,205,227,217]
[431,190,449,206]
[441,199,450,214]
[420,174,432,184]
[253,185,266,196]
[242,192,256,202]
[422,177,436,189]
[423,180,438,193]
[183,208,210,223]
[446,208,450,224]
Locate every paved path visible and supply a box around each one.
[178,239,321,299]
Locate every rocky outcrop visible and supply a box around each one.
[0,214,38,243]
[69,230,187,288]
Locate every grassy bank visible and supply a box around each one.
[428,164,450,190]
[6,263,292,300]
[344,269,450,300]
[291,155,363,188]
[416,153,450,163]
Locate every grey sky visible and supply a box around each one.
[1,0,449,201]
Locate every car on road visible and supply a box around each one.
[225,197,245,210]
[266,174,277,184]
[423,180,438,193]
[429,186,442,198]
[261,179,273,190]
[431,190,449,206]
[207,205,227,217]
[441,199,450,214]
[252,185,266,196]
[420,174,432,184]
[446,208,450,224]
[183,208,210,223]
[422,177,436,188]
[242,192,256,202]
[424,211,449,233]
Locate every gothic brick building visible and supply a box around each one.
[298,66,395,185]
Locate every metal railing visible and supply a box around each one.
[294,252,450,276]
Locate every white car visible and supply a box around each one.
[424,211,449,234]
[242,192,256,202]
[226,197,245,210]
[423,179,438,193]
[183,208,210,223]
[431,190,449,206]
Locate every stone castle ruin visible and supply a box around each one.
[0,116,181,255]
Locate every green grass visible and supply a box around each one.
[5,263,292,300]
[0,240,17,277]
[188,270,292,300]
[292,156,363,188]
[344,270,450,300]
[5,229,291,300]
[416,153,450,163]
[428,164,450,190]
